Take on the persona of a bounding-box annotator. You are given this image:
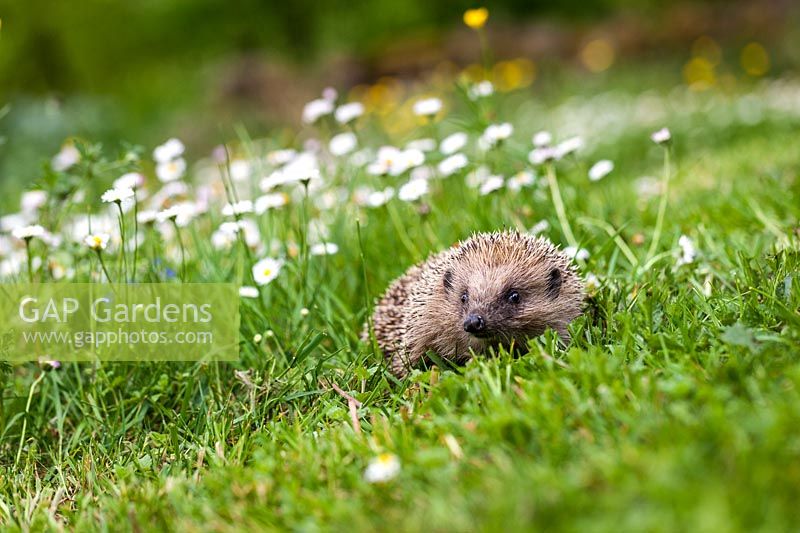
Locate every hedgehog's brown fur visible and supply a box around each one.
[368,230,584,377]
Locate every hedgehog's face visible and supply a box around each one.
[442,262,563,345]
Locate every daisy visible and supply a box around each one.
[136,210,159,225]
[239,286,260,299]
[367,146,401,175]
[229,159,252,182]
[255,193,289,214]
[266,149,297,166]
[398,179,429,202]
[114,172,145,190]
[468,80,494,100]
[259,171,288,191]
[479,123,513,149]
[532,131,553,147]
[52,143,80,171]
[437,153,469,177]
[530,219,550,235]
[564,246,590,261]
[412,97,443,117]
[252,257,284,286]
[367,147,423,176]
[148,181,188,208]
[506,171,536,191]
[440,132,468,155]
[157,202,198,227]
[588,160,614,181]
[555,136,584,158]
[156,158,187,183]
[0,235,12,255]
[405,138,437,152]
[280,152,321,184]
[479,175,505,195]
[12,224,47,241]
[20,191,47,214]
[224,219,261,248]
[310,243,339,256]
[465,165,491,188]
[651,127,672,145]
[153,138,185,164]
[364,453,401,483]
[362,187,395,208]
[584,273,601,294]
[101,186,135,204]
[222,200,254,217]
[528,147,557,165]
[0,257,24,277]
[676,235,697,266]
[302,98,334,124]
[211,227,237,250]
[329,132,357,156]
[399,149,425,173]
[84,233,110,251]
[334,102,364,124]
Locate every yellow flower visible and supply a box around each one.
[463,7,488,30]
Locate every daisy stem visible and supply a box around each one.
[115,202,127,282]
[387,201,422,260]
[646,148,671,262]
[217,156,257,284]
[24,239,33,283]
[299,181,310,302]
[14,371,45,469]
[96,250,113,282]
[546,163,578,249]
[132,191,139,282]
[171,219,187,282]
[355,219,375,344]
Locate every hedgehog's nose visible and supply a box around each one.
[463,314,485,334]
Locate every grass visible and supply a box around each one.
[0,70,799,531]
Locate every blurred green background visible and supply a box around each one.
[0,0,798,203]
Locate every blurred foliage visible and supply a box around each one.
[0,0,795,207]
[0,0,732,98]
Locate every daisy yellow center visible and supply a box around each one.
[262,268,272,277]
[92,236,103,247]
[463,8,488,29]
[377,453,394,464]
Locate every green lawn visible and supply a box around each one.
[1,73,799,531]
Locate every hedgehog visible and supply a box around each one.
[367,230,584,377]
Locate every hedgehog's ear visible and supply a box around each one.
[443,269,454,292]
[545,268,561,299]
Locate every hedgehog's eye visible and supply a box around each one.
[507,290,520,304]
[460,291,468,304]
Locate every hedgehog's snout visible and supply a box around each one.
[463,313,486,336]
